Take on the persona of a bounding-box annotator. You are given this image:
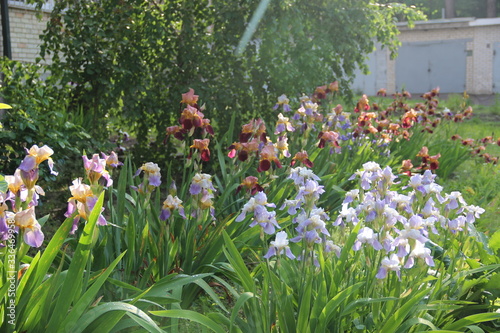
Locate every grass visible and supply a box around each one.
[437,96,500,234]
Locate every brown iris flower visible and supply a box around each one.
[190,139,211,162]
[236,176,264,195]
[291,151,313,168]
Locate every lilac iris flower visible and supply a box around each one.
[353,227,383,251]
[263,231,295,259]
[376,254,401,280]
[404,241,434,269]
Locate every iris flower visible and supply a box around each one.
[160,195,186,220]
[19,145,57,175]
[275,136,291,158]
[274,113,294,134]
[66,195,107,234]
[238,119,267,143]
[66,178,107,233]
[180,105,204,130]
[83,154,113,186]
[181,88,199,106]
[257,144,282,172]
[290,151,313,168]
[18,145,58,189]
[236,192,279,234]
[134,162,162,187]
[317,131,340,149]
[236,176,264,196]
[0,193,11,234]
[189,173,216,216]
[190,139,211,162]
[263,231,295,259]
[166,125,186,141]
[353,227,383,251]
[404,241,434,269]
[273,94,292,112]
[289,167,320,186]
[14,207,44,248]
[354,95,370,113]
[236,191,275,222]
[5,169,24,196]
[324,240,341,258]
[249,209,280,235]
[228,139,259,162]
[376,254,401,279]
[101,151,123,168]
[68,178,93,203]
[189,173,216,195]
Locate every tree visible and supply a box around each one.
[444,0,456,18]
[36,0,423,161]
[486,0,497,17]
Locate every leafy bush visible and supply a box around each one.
[0,57,111,190]
[36,0,425,164]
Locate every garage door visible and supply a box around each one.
[396,39,470,94]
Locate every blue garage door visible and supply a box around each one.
[396,39,470,94]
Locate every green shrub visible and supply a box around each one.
[0,57,111,190]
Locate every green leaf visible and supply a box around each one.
[58,251,127,332]
[229,292,254,332]
[106,277,143,293]
[151,309,225,333]
[73,302,164,333]
[143,274,213,299]
[464,325,486,333]
[0,174,7,193]
[222,230,255,292]
[380,288,430,332]
[45,192,105,332]
[340,297,396,317]
[443,313,500,331]
[297,274,313,333]
[193,278,228,313]
[489,230,500,253]
[317,282,364,332]
[394,317,439,332]
[16,214,74,317]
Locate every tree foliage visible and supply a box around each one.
[37,0,423,161]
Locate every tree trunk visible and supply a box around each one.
[444,0,455,18]
[486,0,497,18]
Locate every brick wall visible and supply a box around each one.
[0,3,51,64]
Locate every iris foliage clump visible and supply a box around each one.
[1,84,500,332]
